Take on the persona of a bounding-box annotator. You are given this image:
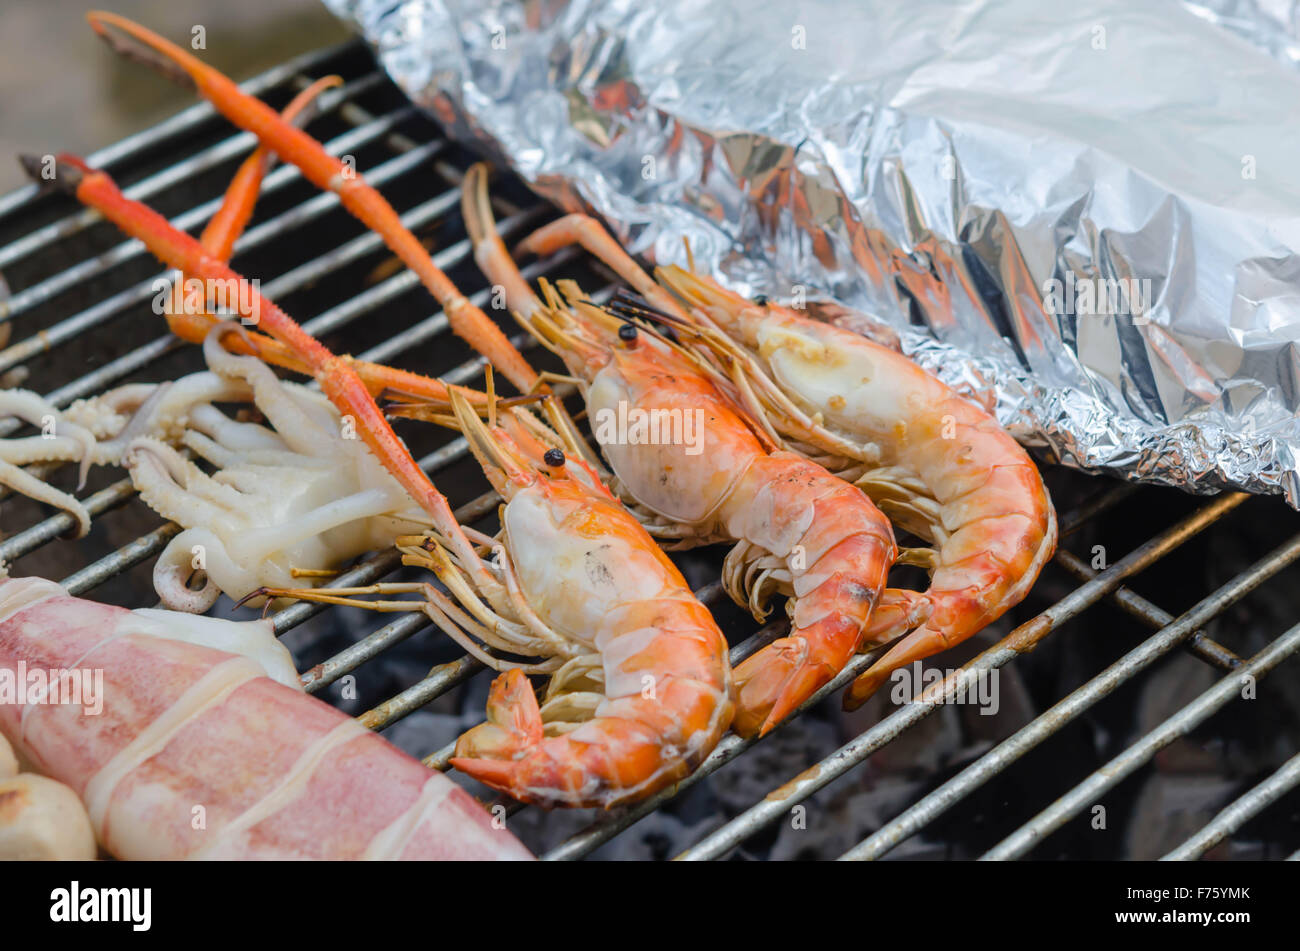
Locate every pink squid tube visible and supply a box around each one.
[0,577,531,860]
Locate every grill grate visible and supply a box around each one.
[2,40,1299,861]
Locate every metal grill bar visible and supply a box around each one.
[839,528,1300,861]
[0,475,136,564]
[63,522,183,595]
[2,40,1296,862]
[674,493,1249,861]
[0,40,355,222]
[1161,751,1300,860]
[0,73,386,275]
[1054,549,1243,671]
[983,619,1300,860]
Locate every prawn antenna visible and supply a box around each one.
[232,586,276,617]
[607,289,686,342]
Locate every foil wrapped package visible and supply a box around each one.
[326,0,1300,507]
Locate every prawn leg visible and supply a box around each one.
[165,102,474,406]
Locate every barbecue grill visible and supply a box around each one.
[2,38,1299,861]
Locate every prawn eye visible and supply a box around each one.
[618,322,638,344]
[752,294,769,306]
[543,448,566,467]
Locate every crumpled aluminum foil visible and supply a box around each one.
[1184,1,1300,67]
[325,0,1300,507]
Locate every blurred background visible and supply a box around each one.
[0,0,350,194]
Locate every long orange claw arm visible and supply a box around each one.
[160,75,476,406]
[27,154,465,545]
[197,75,344,262]
[86,10,540,395]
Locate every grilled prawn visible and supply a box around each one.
[463,170,896,737]
[262,389,734,808]
[654,267,1058,705]
[514,212,1056,705]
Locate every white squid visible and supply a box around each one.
[0,325,428,611]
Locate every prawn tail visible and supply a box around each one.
[842,557,1027,711]
[842,623,956,712]
[731,619,859,738]
[842,567,1009,711]
[451,668,544,763]
[844,491,1059,711]
[453,667,731,808]
[452,704,686,810]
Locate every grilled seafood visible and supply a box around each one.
[463,171,896,737]
[29,16,737,806]
[0,389,106,536]
[27,151,734,807]
[0,328,429,613]
[86,10,539,394]
[651,267,1058,705]
[512,212,1057,706]
[260,390,734,807]
[0,574,531,859]
[138,327,430,612]
[10,10,1026,807]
